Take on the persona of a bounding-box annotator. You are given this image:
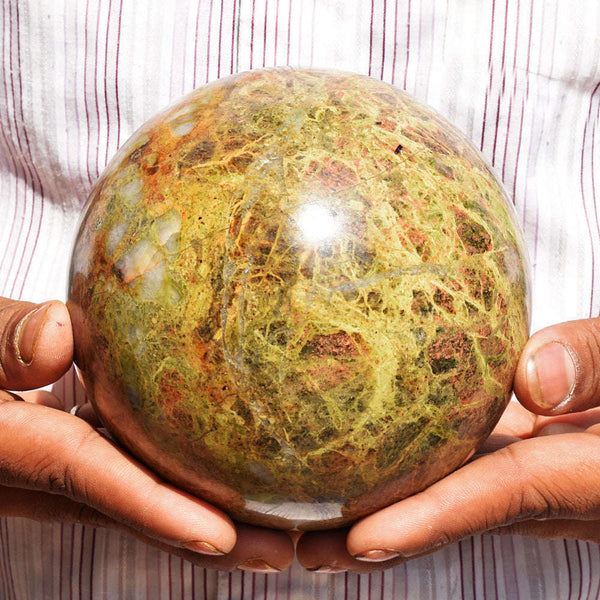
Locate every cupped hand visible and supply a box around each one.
[297,317,600,573]
[0,297,293,573]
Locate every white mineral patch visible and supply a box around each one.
[118,175,144,206]
[106,221,128,256]
[135,260,165,300]
[166,104,198,122]
[71,234,93,276]
[126,322,144,346]
[153,211,181,246]
[169,117,195,138]
[164,232,180,254]
[134,260,181,305]
[115,239,160,283]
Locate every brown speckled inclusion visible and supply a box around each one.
[68,68,530,530]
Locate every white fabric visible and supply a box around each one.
[1,0,600,597]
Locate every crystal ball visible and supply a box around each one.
[68,68,530,530]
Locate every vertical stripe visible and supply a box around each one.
[272,0,280,68]
[575,541,584,600]
[458,540,466,598]
[82,0,95,184]
[207,0,216,82]
[581,81,600,317]
[499,0,520,184]
[250,0,256,69]
[390,0,399,85]
[262,0,268,67]
[193,2,202,87]
[217,0,226,77]
[507,0,534,203]
[285,0,291,65]
[491,1,509,168]
[232,0,239,73]
[589,543,600,599]
[114,0,123,149]
[0,519,16,600]
[380,0,387,80]
[0,0,20,281]
[1,0,45,300]
[11,3,44,302]
[368,0,375,77]
[481,0,496,152]
[564,539,574,600]
[102,0,113,167]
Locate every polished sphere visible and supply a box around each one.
[68,68,530,530]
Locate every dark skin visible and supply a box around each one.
[0,297,294,573]
[3,295,600,574]
[298,319,600,573]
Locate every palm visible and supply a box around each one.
[297,401,600,573]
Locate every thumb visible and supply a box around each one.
[346,431,600,562]
[514,317,600,415]
[0,298,73,390]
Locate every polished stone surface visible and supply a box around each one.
[68,68,530,530]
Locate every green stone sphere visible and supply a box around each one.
[68,68,530,530]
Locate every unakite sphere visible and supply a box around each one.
[68,68,530,530]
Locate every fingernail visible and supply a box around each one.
[183,540,225,556]
[307,565,348,574]
[354,549,401,563]
[15,303,53,365]
[237,559,281,573]
[527,342,576,410]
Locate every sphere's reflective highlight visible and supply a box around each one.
[68,68,530,530]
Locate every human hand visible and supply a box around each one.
[0,297,293,572]
[297,318,600,573]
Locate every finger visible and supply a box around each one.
[216,524,295,573]
[0,486,294,572]
[0,398,237,557]
[0,484,111,525]
[513,318,600,415]
[0,298,73,390]
[533,407,600,434]
[127,523,295,573]
[20,389,65,410]
[125,522,295,572]
[69,402,103,428]
[296,529,352,574]
[483,404,600,444]
[491,517,600,543]
[296,528,405,574]
[346,432,600,562]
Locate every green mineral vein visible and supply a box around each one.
[69,68,530,529]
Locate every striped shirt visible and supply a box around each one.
[1,0,599,597]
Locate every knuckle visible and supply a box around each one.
[14,422,101,505]
[74,503,111,529]
[59,427,103,504]
[19,453,70,495]
[497,441,598,525]
[494,444,552,523]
